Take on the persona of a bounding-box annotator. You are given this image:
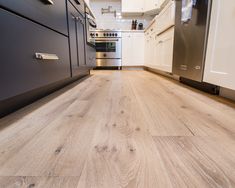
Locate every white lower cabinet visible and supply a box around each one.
[145,33,155,67]
[203,0,235,90]
[154,27,174,72]
[156,0,175,34]
[145,27,174,73]
[122,32,145,66]
[144,0,175,73]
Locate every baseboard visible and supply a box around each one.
[144,66,179,81]
[0,73,89,118]
[144,66,220,95]
[180,77,220,95]
[122,66,145,70]
[220,87,235,101]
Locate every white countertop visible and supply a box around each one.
[121,30,145,33]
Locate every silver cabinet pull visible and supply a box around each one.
[35,53,59,60]
[76,17,84,24]
[41,0,54,5]
[46,0,54,5]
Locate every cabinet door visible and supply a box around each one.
[145,0,159,12]
[204,0,235,90]
[131,33,145,66]
[68,3,88,77]
[122,33,132,66]
[144,35,150,66]
[153,27,174,72]
[122,33,145,66]
[154,35,163,68]
[68,3,78,77]
[159,27,174,72]
[76,15,86,68]
[122,0,144,13]
[149,35,155,66]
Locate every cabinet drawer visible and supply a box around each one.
[145,20,157,36]
[0,0,68,35]
[69,0,85,16]
[0,9,71,101]
[156,1,175,34]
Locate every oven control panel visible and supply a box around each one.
[90,31,122,38]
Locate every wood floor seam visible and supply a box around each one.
[0,70,234,188]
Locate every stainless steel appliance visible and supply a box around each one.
[85,6,97,46]
[91,30,122,68]
[172,0,212,82]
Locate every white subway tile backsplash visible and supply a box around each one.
[90,0,152,30]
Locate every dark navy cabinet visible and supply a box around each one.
[0,0,68,35]
[0,0,92,117]
[67,2,88,77]
[86,45,96,68]
[0,8,71,101]
[69,0,85,17]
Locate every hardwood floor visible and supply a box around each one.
[0,70,235,188]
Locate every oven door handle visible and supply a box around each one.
[87,14,97,27]
[89,20,97,28]
[95,39,119,42]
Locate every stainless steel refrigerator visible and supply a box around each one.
[172,0,212,82]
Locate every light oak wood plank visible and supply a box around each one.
[153,136,235,188]
[127,71,235,137]
[0,176,79,188]
[0,70,234,188]
[0,74,112,176]
[77,71,171,188]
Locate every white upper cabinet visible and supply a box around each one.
[145,0,160,12]
[122,0,145,13]
[122,0,168,14]
[204,0,235,90]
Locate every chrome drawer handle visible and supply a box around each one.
[35,53,59,60]
[46,0,54,5]
[41,0,54,5]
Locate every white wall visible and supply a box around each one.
[90,0,152,30]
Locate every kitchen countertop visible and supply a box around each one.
[121,30,145,33]
[144,0,172,32]
[144,18,157,32]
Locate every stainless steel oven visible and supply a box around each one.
[96,38,121,59]
[91,30,122,68]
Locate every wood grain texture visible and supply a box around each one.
[0,70,234,188]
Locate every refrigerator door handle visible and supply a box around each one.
[181,0,193,23]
